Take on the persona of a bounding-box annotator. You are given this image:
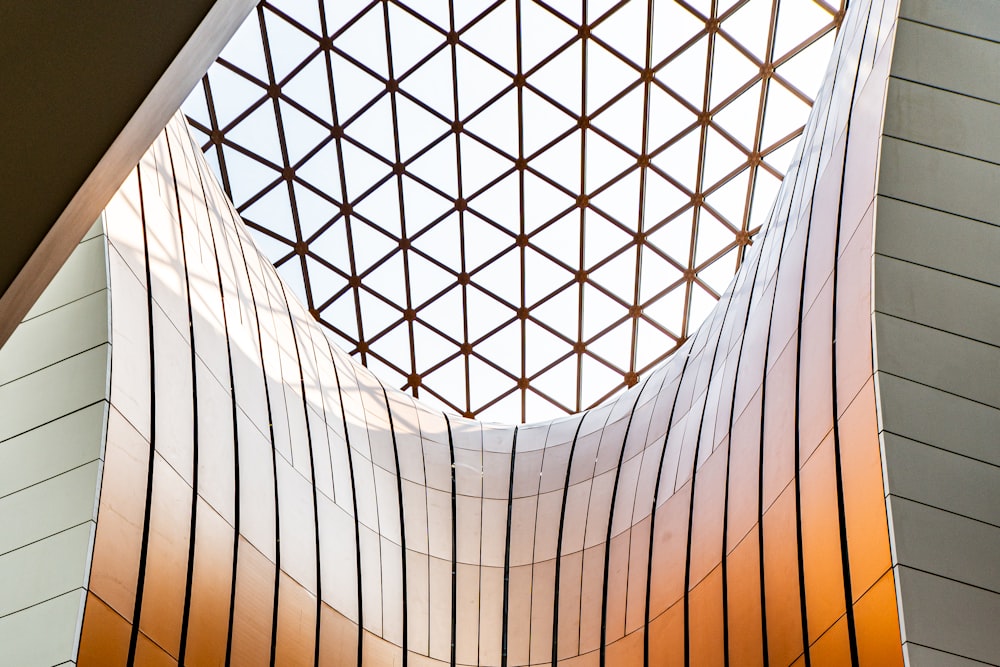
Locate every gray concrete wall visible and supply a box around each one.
[0,221,111,666]
[875,2,1000,664]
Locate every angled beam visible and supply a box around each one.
[0,0,255,348]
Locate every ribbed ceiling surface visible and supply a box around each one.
[184,0,844,423]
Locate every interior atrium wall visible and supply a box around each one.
[61,0,907,664]
[0,221,110,664]
[7,0,1000,665]
[873,1,1000,663]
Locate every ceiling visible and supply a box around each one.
[184,0,844,423]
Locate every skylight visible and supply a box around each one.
[183,0,844,423]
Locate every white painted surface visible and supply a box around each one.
[0,220,110,666]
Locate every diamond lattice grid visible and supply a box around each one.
[184,0,845,423]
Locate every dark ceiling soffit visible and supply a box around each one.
[0,0,256,349]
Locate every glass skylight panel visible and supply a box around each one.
[185,0,845,424]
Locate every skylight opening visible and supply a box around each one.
[184,0,845,424]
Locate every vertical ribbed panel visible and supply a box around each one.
[43,0,976,665]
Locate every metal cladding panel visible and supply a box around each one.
[873,1,1000,664]
[0,0,985,663]
[0,220,110,666]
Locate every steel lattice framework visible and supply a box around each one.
[184,0,845,422]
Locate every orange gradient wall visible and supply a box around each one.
[74,0,905,664]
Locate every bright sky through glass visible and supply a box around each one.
[184,0,844,423]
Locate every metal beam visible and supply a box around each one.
[0,0,255,348]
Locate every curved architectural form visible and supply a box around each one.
[2,1,1000,666]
